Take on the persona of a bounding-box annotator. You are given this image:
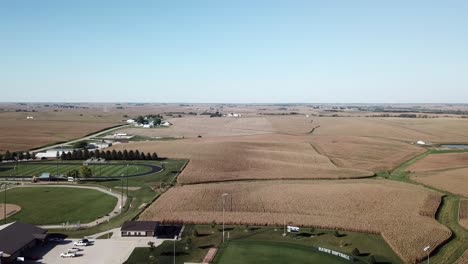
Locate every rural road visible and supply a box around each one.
[31,124,129,153]
[10,184,127,229]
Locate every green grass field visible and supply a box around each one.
[124,225,402,264]
[4,187,117,225]
[60,159,188,238]
[215,241,351,264]
[0,161,157,178]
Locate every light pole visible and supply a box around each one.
[120,173,124,211]
[126,164,129,199]
[4,183,7,224]
[423,246,430,264]
[173,235,177,264]
[222,193,229,243]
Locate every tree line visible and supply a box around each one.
[0,150,35,161]
[60,149,158,161]
[0,149,158,161]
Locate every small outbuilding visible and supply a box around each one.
[121,221,159,237]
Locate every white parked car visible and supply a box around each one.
[60,252,76,258]
[74,241,88,246]
[67,248,80,253]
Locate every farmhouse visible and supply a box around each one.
[0,222,48,263]
[121,221,159,237]
[126,119,136,124]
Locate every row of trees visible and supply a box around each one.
[60,149,158,161]
[0,150,35,161]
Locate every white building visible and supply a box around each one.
[416,141,426,145]
[126,119,136,124]
[227,113,241,117]
[26,116,34,119]
[35,148,74,159]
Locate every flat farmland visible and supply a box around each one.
[140,179,450,263]
[120,116,275,138]
[111,134,374,184]
[0,111,121,152]
[311,135,425,172]
[313,117,468,143]
[408,153,468,197]
[457,249,468,264]
[408,153,468,172]
[460,200,468,230]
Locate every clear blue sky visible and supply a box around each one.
[1,1,467,103]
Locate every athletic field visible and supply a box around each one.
[0,161,161,178]
[3,186,117,225]
[214,241,351,264]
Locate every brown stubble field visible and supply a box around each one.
[140,179,450,263]
[456,249,468,264]
[111,134,374,184]
[0,111,122,152]
[408,153,468,198]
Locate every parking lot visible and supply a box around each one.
[28,236,163,264]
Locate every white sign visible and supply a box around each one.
[287,226,300,232]
[318,247,351,261]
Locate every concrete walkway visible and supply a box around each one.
[11,184,127,229]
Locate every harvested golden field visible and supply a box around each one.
[457,249,468,264]
[460,200,468,230]
[140,179,450,263]
[408,153,468,197]
[411,168,468,198]
[310,135,425,172]
[0,112,121,152]
[408,153,468,172]
[314,117,468,143]
[111,134,373,184]
[267,115,318,135]
[120,116,274,138]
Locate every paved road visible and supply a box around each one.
[11,184,127,229]
[31,124,129,153]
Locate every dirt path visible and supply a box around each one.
[0,203,21,220]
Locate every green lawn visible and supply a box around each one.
[215,241,351,264]
[124,225,402,264]
[0,161,157,178]
[59,159,188,237]
[4,187,117,225]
